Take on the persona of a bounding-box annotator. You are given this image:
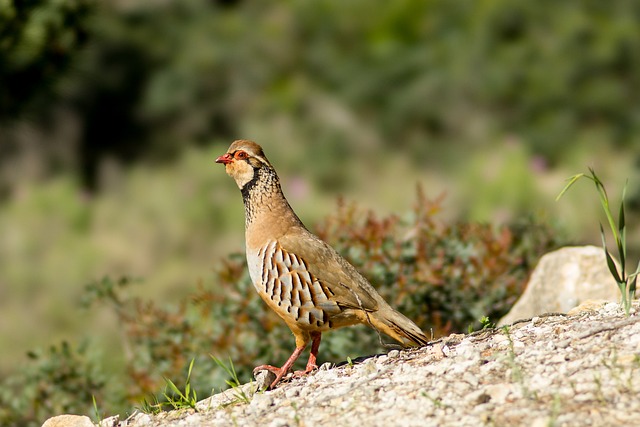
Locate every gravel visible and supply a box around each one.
[101,301,640,427]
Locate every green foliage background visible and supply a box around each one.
[1,0,640,425]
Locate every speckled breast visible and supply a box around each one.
[246,241,340,330]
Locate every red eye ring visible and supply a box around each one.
[235,151,248,160]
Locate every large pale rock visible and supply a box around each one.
[499,246,620,325]
[41,414,94,427]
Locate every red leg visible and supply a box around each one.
[253,345,305,389]
[295,332,321,375]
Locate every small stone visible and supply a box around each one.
[441,345,451,357]
[604,302,619,313]
[42,415,94,427]
[128,412,152,425]
[387,350,400,359]
[476,393,491,404]
[97,415,119,427]
[254,369,277,391]
[320,362,333,371]
[567,299,608,316]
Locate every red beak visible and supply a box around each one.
[216,153,233,165]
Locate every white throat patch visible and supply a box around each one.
[226,161,255,189]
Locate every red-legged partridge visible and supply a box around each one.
[216,140,429,388]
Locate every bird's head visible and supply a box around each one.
[216,140,274,189]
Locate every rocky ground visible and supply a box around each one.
[73,300,640,427]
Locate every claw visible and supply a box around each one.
[293,363,318,377]
[252,332,323,389]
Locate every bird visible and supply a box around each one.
[215,140,429,388]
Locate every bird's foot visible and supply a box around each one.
[294,362,318,377]
[253,346,307,390]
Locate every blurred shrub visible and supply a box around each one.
[0,341,107,427]
[0,0,93,118]
[3,0,640,190]
[314,187,562,332]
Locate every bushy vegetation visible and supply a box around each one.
[0,191,562,426]
[0,341,108,427]
[314,188,561,332]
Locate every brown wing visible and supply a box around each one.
[258,240,343,330]
[277,226,381,313]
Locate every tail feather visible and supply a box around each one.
[369,308,430,347]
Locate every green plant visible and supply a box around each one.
[163,359,198,411]
[469,315,495,333]
[0,341,109,427]
[92,395,102,424]
[134,359,201,415]
[211,356,251,405]
[480,316,495,330]
[557,168,639,315]
[315,188,562,336]
[138,394,163,415]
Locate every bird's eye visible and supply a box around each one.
[234,151,248,160]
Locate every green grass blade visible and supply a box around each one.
[185,358,195,395]
[632,259,640,277]
[630,259,640,295]
[618,181,628,273]
[555,173,585,201]
[591,173,618,244]
[606,253,622,286]
[211,356,233,378]
[228,356,239,382]
[605,250,623,287]
[92,395,100,422]
[164,377,184,399]
[600,224,622,284]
